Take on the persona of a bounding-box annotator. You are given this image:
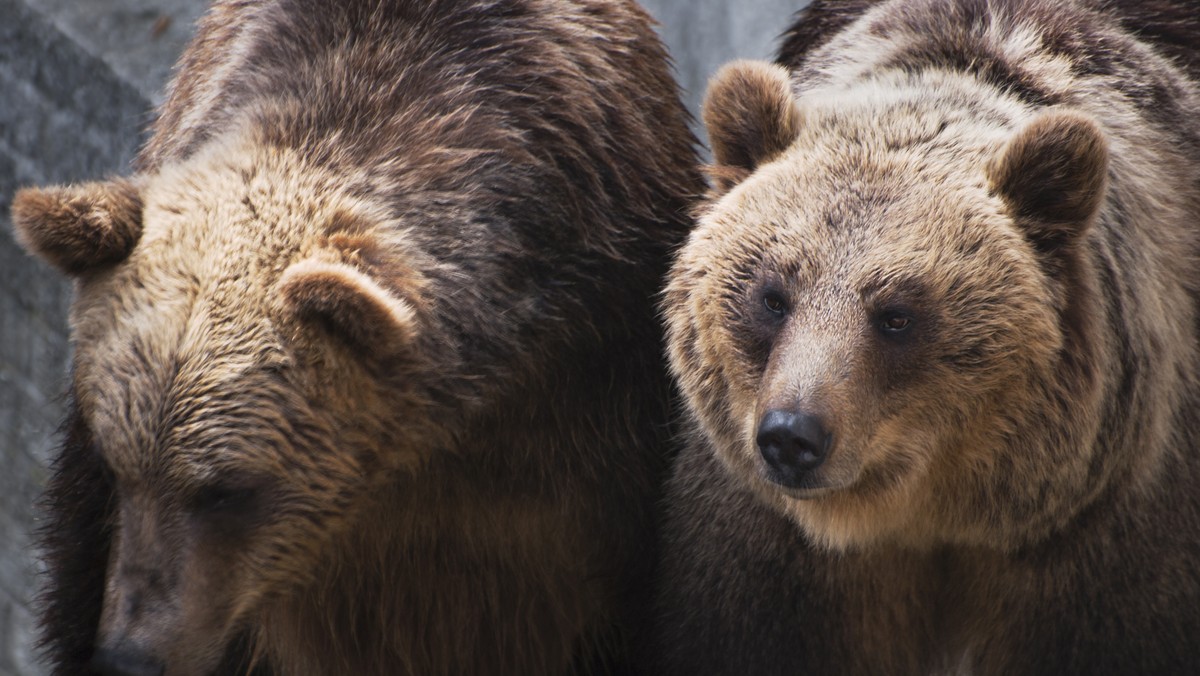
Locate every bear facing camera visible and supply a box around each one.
[653,0,1200,674]
[10,0,703,673]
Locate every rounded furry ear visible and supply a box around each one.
[10,179,143,275]
[279,259,418,358]
[989,111,1108,252]
[703,60,803,195]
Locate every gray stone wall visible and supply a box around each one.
[0,1,806,672]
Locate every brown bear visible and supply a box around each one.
[10,0,703,674]
[651,0,1200,674]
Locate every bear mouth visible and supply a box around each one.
[757,465,843,499]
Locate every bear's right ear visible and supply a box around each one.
[10,179,143,275]
[703,60,803,195]
[279,258,419,360]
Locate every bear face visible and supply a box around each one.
[14,141,435,673]
[653,2,1200,673]
[667,61,1115,551]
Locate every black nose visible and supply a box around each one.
[91,647,165,676]
[756,409,832,488]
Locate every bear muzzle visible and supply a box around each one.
[91,645,165,676]
[755,409,833,490]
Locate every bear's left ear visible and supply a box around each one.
[988,111,1108,253]
[10,179,143,275]
[279,259,419,359]
[703,60,803,195]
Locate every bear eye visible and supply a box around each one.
[762,290,788,316]
[877,311,914,335]
[190,483,260,515]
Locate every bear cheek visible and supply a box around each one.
[670,281,747,439]
[169,544,257,669]
[96,491,267,676]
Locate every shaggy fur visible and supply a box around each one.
[11,0,702,674]
[653,0,1200,673]
[11,180,143,275]
[701,61,803,195]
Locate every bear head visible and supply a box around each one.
[12,139,434,674]
[667,61,1116,552]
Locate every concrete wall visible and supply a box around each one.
[0,1,806,672]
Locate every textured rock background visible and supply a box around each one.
[0,0,804,672]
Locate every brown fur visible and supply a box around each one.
[653,0,1200,673]
[988,111,1109,249]
[278,258,419,356]
[11,179,143,275]
[702,61,803,195]
[776,0,880,70]
[13,0,703,674]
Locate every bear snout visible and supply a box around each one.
[90,646,165,676]
[755,409,832,488]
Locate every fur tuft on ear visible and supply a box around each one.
[279,259,418,358]
[10,179,143,275]
[703,60,803,195]
[989,111,1109,252]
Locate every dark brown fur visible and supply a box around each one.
[16,0,702,673]
[11,180,142,275]
[776,0,880,70]
[778,0,1200,83]
[654,1,1200,674]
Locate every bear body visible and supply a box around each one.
[12,0,702,674]
[653,0,1200,674]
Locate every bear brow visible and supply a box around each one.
[858,274,932,303]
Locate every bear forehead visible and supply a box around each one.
[711,152,1012,270]
[136,134,391,265]
[749,83,1021,223]
[693,143,1043,313]
[73,287,302,480]
[137,175,324,273]
[67,153,395,483]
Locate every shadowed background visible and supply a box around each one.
[0,0,806,672]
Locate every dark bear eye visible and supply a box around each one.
[762,291,787,316]
[877,312,914,335]
[191,484,259,515]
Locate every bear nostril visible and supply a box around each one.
[755,409,832,488]
[91,647,165,676]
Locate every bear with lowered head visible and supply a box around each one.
[11,0,701,674]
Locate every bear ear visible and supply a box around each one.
[10,179,143,275]
[988,111,1108,253]
[279,259,419,359]
[703,60,803,195]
